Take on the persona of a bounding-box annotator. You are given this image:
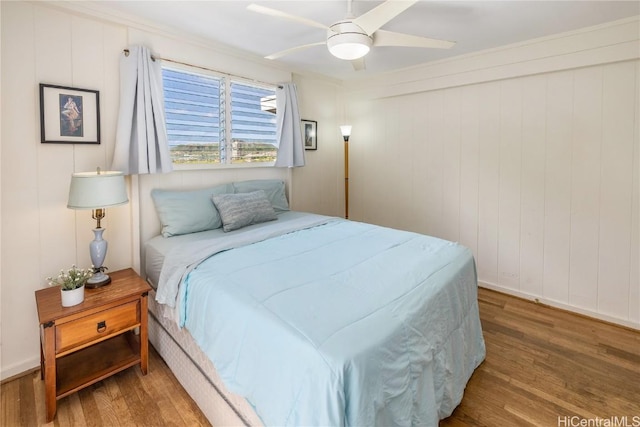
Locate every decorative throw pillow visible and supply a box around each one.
[232,179,289,213]
[151,183,233,237]
[212,190,277,232]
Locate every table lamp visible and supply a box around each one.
[67,168,129,288]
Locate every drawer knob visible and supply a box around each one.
[97,321,107,333]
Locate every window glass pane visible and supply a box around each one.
[230,82,277,164]
[162,68,222,164]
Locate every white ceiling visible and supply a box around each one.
[83,1,640,80]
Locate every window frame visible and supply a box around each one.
[161,63,278,170]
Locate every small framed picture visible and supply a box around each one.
[301,119,317,150]
[39,83,100,144]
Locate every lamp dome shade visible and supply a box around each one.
[67,171,129,210]
[327,22,373,60]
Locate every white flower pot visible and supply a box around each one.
[61,284,85,307]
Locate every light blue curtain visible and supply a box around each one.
[274,83,305,168]
[112,45,173,174]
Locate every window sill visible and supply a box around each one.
[172,162,277,171]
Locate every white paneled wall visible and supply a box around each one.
[349,61,639,328]
[290,74,345,218]
[519,75,546,298]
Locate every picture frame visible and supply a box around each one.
[39,83,100,144]
[301,119,317,150]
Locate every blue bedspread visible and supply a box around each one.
[161,217,485,426]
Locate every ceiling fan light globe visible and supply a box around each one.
[329,43,370,60]
[327,33,372,60]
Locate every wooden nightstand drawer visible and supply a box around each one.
[56,300,140,354]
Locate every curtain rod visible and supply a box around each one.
[123,49,283,89]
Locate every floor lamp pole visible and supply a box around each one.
[340,125,352,220]
[344,138,349,219]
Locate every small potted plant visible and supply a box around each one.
[47,265,93,307]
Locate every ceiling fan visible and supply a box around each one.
[247,0,455,71]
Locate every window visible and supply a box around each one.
[163,68,222,163]
[230,82,278,163]
[162,67,277,165]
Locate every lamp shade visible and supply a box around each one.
[340,125,352,138]
[67,171,129,210]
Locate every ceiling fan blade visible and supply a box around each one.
[351,57,366,71]
[265,41,326,60]
[353,0,418,36]
[373,29,455,49]
[247,3,328,30]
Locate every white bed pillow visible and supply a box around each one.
[212,190,277,232]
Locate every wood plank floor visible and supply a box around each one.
[1,346,211,427]
[441,288,640,426]
[2,288,638,426]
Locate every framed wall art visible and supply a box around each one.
[39,83,100,144]
[301,119,317,150]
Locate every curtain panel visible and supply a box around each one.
[274,83,305,168]
[112,46,173,175]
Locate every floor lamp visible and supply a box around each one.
[340,125,352,219]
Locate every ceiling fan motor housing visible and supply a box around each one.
[327,21,373,60]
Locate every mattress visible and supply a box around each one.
[150,212,486,426]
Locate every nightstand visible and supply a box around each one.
[35,268,151,422]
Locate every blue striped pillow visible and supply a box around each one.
[212,190,277,232]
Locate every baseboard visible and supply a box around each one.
[1,357,40,382]
[478,281,640,331]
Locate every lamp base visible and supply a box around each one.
[86,272,111,288]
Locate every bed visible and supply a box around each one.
[144,179,486,426]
